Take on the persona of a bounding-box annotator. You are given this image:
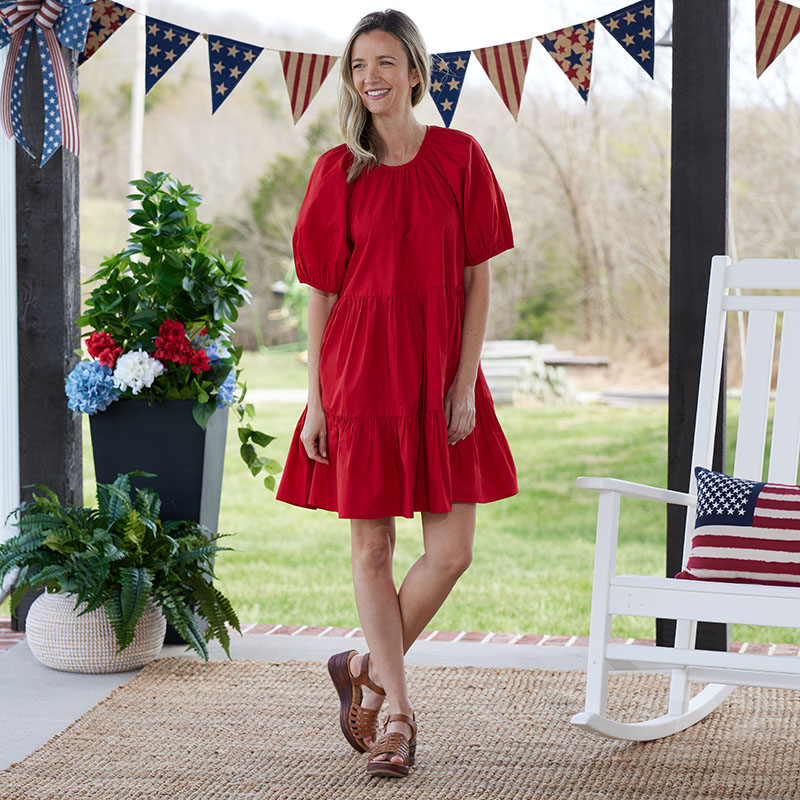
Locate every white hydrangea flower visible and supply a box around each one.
[113,350,165,395]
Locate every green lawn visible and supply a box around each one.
[3,349,797,645]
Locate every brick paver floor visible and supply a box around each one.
[3,617,799,657]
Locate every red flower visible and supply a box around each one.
[154,319,190,364]
[86,331,122,368]
[153,319,210,374]
[188,348,210,374]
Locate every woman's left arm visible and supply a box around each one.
[444,260,490,446]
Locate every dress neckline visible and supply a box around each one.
[378,126,430,170]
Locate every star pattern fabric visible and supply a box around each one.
[599,1,655,78]
[207,34,263,113]
[38,23,67,165]
[695,469,761,521]
[429,50,470,128]
[537,21,595,102]
[53,0,92,51]
[1,0,92,165]
[145,16,198,94]
[5,24,34,156]
[79,0,133,65]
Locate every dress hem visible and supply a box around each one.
[276,487,520,520]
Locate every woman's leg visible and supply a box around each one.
[350,517,413,761]
[397,502,476,650]
[350,503,475,712]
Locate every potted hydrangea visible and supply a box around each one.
[65,171,280,530]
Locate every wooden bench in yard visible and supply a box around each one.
[480,340,609,405]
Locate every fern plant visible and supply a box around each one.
[0,473,240,661]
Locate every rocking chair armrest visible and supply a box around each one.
[576,477,697,507]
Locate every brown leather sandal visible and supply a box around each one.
[366,712,417,778]
[327,650,386,753]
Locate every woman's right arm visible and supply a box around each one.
[299,287,338,464]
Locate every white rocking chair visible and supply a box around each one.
[572,255,800,741]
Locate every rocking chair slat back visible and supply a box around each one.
[768,311,800,484]
[725,258,800,289]
[732,309,776,481]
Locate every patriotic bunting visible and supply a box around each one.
[599,2,655,78]
[279,51,338,124]
[756,0,800,77]
[0,0,93,166]
[145,16,198,94]
[79,0,133,65]
[473,39,532,121]
[1,0,713,162]
[537,21,595,103]
[429,50,470,127]
[207,35,263,113]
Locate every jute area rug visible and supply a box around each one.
[1,658,797,800]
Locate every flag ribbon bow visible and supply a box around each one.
[0,0,92,165]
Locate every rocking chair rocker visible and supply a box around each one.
[572,255,800,741]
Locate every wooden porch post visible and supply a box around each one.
[659,0,731,650]
[11,35,82,630]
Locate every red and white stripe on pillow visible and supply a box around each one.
[677,467,800,586]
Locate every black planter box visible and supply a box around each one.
[90,398,228,644]
[89,399,227,530]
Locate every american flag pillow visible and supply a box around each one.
[676,467,800,586]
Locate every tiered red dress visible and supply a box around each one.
[276,125,518,519]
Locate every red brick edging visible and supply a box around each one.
[3,618,798,657]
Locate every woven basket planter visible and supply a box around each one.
[26,592,167,674]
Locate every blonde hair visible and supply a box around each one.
[339,9,430,183]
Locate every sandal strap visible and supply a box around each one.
[384,712,417,742]
[349,703,380,739]
[352,653,385,696]
[370,732,410,763]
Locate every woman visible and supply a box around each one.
[276,9,517,778]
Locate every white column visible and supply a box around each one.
[129,0,146,186]
[0,47,20,598]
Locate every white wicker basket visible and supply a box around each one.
[26,592,167,673]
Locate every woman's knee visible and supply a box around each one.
[430,546,473,579]
[351,523,394,575]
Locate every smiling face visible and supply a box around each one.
[350,30,420,119]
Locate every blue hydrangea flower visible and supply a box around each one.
[216,371,237,408]
[194,334,232,364]
[65,361,119,415]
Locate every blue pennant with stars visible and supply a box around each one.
[598,1,655,78]
[429,50,470,128]
[207,34,263,114]
[145,16,198,94]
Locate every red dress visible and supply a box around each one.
[276,125,518,519]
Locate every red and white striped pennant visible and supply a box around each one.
[279,51,338,124]
[472,39,532,121]
[756,0,800,77]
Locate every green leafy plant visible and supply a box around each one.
[0,473,241,661]
[68,171,280,488]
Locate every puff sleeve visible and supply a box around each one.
[292,147,351,293]
[463,137,514,267]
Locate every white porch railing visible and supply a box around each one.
[0,47,20,603]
